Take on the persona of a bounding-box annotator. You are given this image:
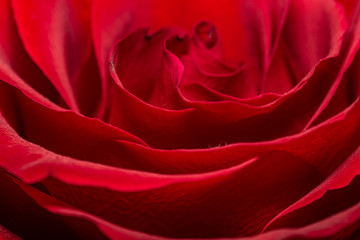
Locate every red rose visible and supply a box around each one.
[1,0,360,239]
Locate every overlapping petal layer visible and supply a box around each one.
[0,0,359,239]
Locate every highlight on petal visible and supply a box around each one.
[0,224,21,240]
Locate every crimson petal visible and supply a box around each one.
[11,0,101,114]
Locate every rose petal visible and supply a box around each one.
[111,96,359,176]
[263,145,360,231]
[263,0,347,94]
[304,1,360,129]
[236,0,290,94]
[107,3,348,149]
[337,0,358,20]
[91,0,253,118]
[108,57,349,149]
[92,0,245,78]
[0,170,109,239]
[8,176,165,240]
[11,0,101,114]
[310,47,360,127]
[266,176,360,232]
[0,122,256,192]
[0,224,21,240]
[3,70,358,177]
[250,199,360,239]
[0,92,258,192]
[110,28,184,109]
[0,80,149,170]
[0,0,65,108]
[35,151,320,238]
[5,167,360,240]
[3,91,356,237]
[179,82,282,105]
[179,22,255,99]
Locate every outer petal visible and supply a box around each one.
[5,171,360,240]
[264,0,347,93]
[0,82,257,192]
[32,151,320,238]
[304,0,360,129]
[0,171,108,240]
[3,84,359,238]
[11,0,101,114]
[248,198,360,240]
[263,145,360,231]
[0,0,65,108]
[0,80,148,171]
[0,224,21,240]
[337,0,358,20]
[4,96,359,238]
[109,96,360,176]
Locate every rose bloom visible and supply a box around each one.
[0,0,360,239]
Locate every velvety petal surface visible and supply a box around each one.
[11,0,101,115]
[0,0,359,239]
